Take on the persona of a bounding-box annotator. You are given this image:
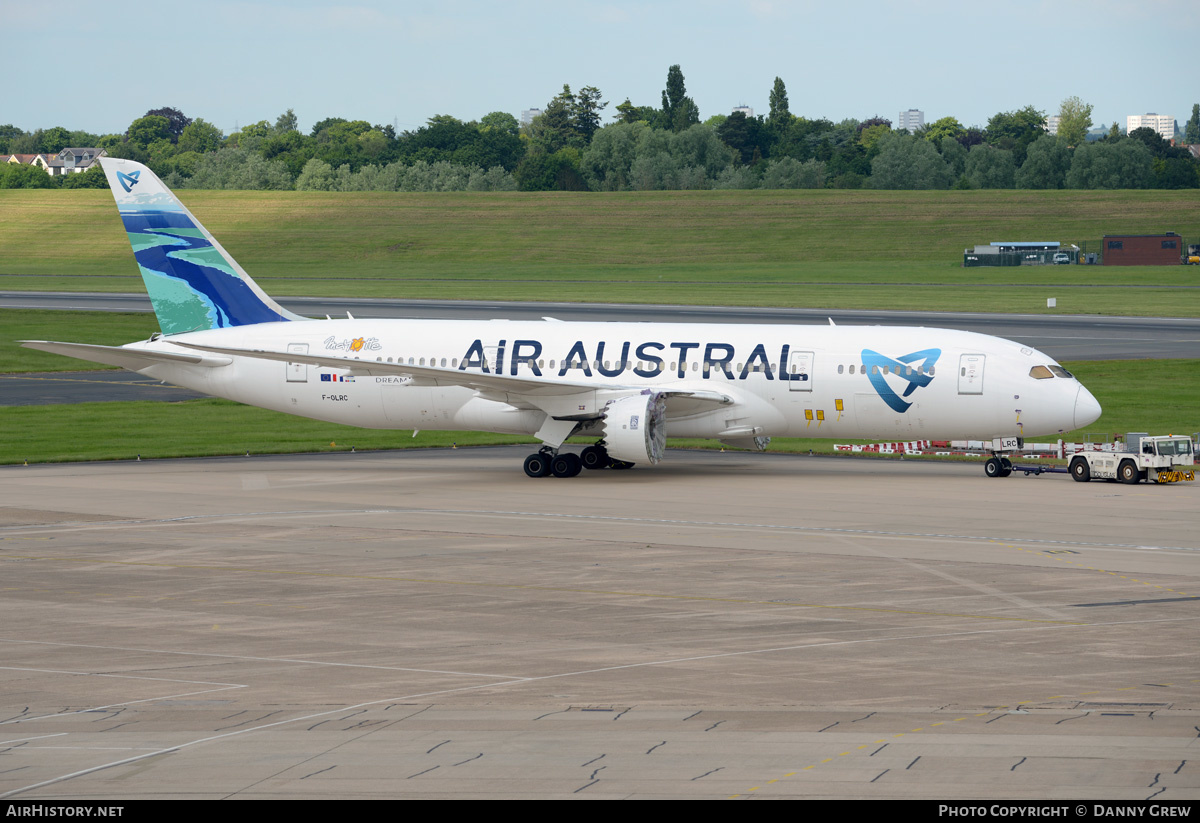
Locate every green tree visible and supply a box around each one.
[1152,157,1200,189]
[1186,104,1200,144]
[37,126,72,153]
[939,136,967,179]
[761,157,825,189]
[985,105,1046,166]
[357,129,388,159]
[870,133,952,189]
[0,124,23,153]
[573,86,607,144]
[144,107,191,142]
[1056,96,1093,147]
[480,111,519,136]
[274,108,299,135]
[515,146,587,191]
[768,77,790,135]
[963,144,1015,188]
[60,164,108,189]
[661,65,700,132]
[310,117,348,137]
[1015,135,1070,189]
[581,121,650,190]
[716,111,768,165]
[0,162,57,188]
[294,158,336,190]
[1065,141,1152,188]
[178,118,223,154]
[124,116,174,163]
[184,146,292,190]
[614,99,657,125]
[923,116,964,145]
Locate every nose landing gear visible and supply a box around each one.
[984,455,1013,478]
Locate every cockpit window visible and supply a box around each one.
[1048,365,1074,379]
[1029,365,1053,379]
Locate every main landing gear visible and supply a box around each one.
[522,443,634,477]
[523,448,580,478]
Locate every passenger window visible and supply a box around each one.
[838,365,844,374]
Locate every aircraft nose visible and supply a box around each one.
[1074,385,1102,429]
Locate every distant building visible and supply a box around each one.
[46,147,105,176]
[897,109,924,132]
[1102,233,1183,266]
[1126,113,1176,141]
[520,108,542,126]
[1045,115,1061,135]
[5,153,51,172]
[732,105,753,117]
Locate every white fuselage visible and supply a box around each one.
[127,318,1097,444]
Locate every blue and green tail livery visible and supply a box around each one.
[99,158,303,335]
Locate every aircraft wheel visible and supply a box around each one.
[999,456,1013,478]
[523,453,551,478]
[984,457,1006,478]
[1070,457,1090,482]
[1118,459,1141,485]
[552,452,582,478]
[581,445,609,470]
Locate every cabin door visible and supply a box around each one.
[286,343,308,383]
[958,353,985,394]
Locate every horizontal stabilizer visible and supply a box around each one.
[20,340,232,371]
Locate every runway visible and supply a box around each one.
[1,448,1197,799]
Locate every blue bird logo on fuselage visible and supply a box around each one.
[861,348,941,413]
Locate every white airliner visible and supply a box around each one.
[23,158,1102,478]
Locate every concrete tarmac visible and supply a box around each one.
[1,447,1197,799]
[0,370,208,406]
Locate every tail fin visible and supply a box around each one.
[99,158,304,335]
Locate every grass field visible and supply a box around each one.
[3,359,1196,465]
[0,310,155,372]
[2,188,1197,315]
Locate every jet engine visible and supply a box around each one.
[602,391,667,465]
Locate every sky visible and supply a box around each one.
[3,0,1195,138]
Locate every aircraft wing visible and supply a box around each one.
[173,342,734,410]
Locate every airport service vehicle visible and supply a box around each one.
[1069,434,1195,485]
[22,159,1103,478]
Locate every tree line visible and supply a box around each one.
[2,71,1198,191]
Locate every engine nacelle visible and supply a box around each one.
[603,391,667,465]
